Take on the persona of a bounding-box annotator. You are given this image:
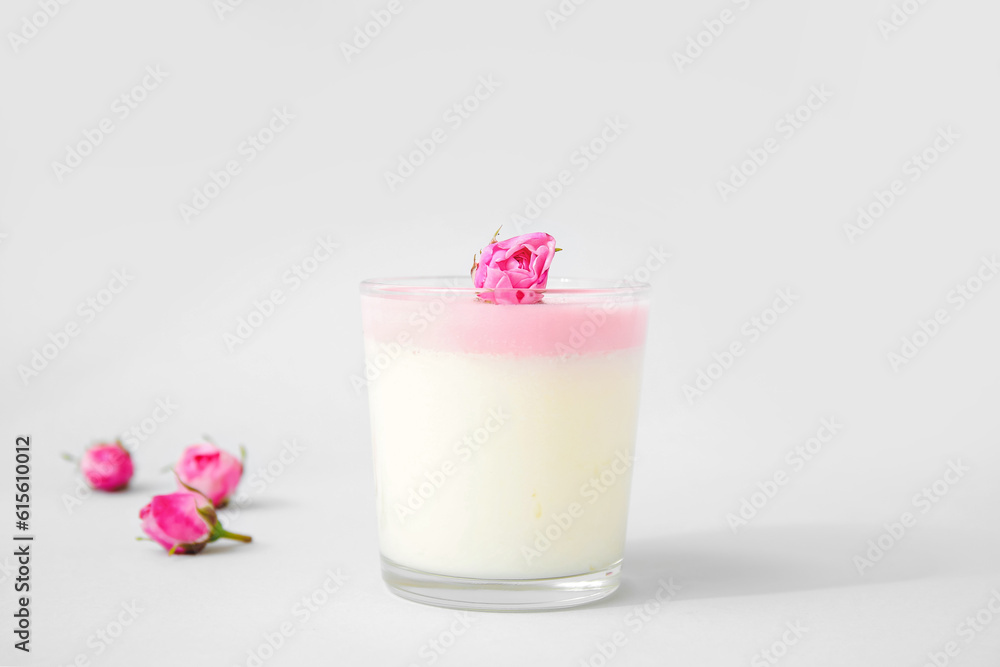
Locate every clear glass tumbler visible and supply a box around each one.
[360,277,649,610]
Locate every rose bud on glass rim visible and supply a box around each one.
[175,442,244,508]
[471,230,560,305]
[139,488,252,555]
[61,441,134,491]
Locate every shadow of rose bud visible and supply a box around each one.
[175,442,244,508]
[139,490,252,555]
[64,441,134,491]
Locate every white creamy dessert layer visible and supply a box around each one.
[366,343,643,580]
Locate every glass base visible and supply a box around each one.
[380,556,622,611]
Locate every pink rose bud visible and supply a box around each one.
[76,441,134,491]
[175,442,244,508]
[139,491,251,555]
[471,231,559,304]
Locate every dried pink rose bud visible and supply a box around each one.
[73,441,134,491]
[175,442,244,508]
[471,231,559,305]
[139,491,251,555]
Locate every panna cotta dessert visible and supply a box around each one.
[360,232,650,610]
[361,281,648,608]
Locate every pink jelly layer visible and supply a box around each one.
[361,294,648,356]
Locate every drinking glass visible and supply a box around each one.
[360,277,649,610]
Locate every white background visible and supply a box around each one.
[1,0,999,665]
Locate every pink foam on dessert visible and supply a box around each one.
[361,293,648,356]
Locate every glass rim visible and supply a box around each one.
[360,275,651,297]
